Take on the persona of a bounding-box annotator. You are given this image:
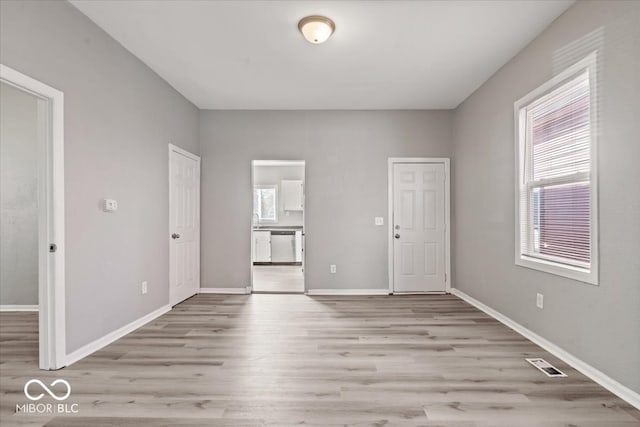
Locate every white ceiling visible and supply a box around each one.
[70,0,573,110]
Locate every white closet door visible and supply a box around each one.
[169,145,200,306]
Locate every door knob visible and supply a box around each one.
[171,233,181,239]
[395,234,400,239]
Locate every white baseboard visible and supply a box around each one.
[64,304,171,367]
[392,291,448,295]
[306,289,390,296]
[199,287,251,294]
[450,288,640,410]
[0,305,39,312]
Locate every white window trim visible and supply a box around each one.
[254,185,278,223]
[514,51,599,285]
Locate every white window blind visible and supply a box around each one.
[515,53,598,284]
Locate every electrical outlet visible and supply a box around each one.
[374,217,384,226]
[536,293,544,309]
[141,281,148,295]
[330,265,337,274]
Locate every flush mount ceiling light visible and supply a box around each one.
[298,15,335,44]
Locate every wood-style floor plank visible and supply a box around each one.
[252,266,304,293]
[0,294,638,426]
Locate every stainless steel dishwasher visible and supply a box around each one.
[270,230,296,263]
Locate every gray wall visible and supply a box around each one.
[0,82,39,306]
[0,0,199,353]
[200,110,453,290]
[452,0,640,393]
[254,165,304,227]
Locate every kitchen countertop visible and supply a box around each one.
[253,225,303,231]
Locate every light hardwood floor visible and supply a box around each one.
[1,294,638,426]
[252,265,304,293]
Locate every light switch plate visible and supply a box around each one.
[103,199,118,212]
[375,217,384,226]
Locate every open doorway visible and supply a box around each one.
[1,81,40,311]
[0,65,66,370]
[251,160,305,293]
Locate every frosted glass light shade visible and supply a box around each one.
[298,16,335,44]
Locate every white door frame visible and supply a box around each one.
[388,157,451,294]
[250,160,306,293]
[168,143,201,304]
[1,64,66,370]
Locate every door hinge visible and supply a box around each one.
[444,273,447,282]
[49,243,57,253]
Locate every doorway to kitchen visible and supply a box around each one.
[251,160,305,293]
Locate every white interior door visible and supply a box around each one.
[253,230,271,262]
[169,145,200,306]
[393,162,446,293]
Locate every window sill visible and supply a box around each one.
[515,255,598,285]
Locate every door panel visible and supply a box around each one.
[423,170,436,184]
[423,190,436,229]
[170,147,200,306]
[401,243,415,275]
[400,171,415,183]
[400,190,415,230]
[393,163,445,293]
[254,231,271,262]
[424,242,437,275]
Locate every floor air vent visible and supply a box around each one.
[526,358,567,377]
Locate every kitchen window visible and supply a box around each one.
[253,185,277,223]
[514,52,598,285]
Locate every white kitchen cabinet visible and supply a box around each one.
[253,230,271,262]
[281,180,304,211]
[295,231,303,262]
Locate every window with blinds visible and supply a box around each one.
[253,186,277,223]
[515,53,598,285]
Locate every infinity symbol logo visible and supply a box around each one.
[24,379,71,401]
